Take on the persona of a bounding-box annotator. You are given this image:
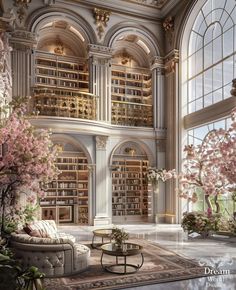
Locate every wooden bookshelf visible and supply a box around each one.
[35,51,89,92]
[112,156,149,222]
[111,64,152,127]
[40,151,89,225]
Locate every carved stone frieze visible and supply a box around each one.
[0,32,12,104]
[123,0,168,8]
[10,30,37,50]
[94,8,110,39]
[163,16,175,46]
[151,56,165,74]
[95,136,108,150]
[14,0,32,24]
[164,49,179,75]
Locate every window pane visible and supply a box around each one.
[195,49,203,74]
[212,8,223,23]
[193,9,205,33]
[188,78,196,102]
[225,0,235,15]
[204,25,214,45]
[223,28,233,57]
[223,56,233,85]
[213,63,222,90]
[204,42,213,68]
[213,35,222,63]
[196,35,203,52]
[213,88,223,103]
[196,74,203,98]
[196,97,203,110]
[212,0,225,9]
[223,83,232,99]
[188,54,196,78]
[204,68,212,95]
[220,10,230,26]
[223,17,234,32]
[189,31,198,55]
[204,93,213,107]
[202,1,212,18]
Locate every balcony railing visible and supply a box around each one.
[31,88,98,120]
[111,101,153,127]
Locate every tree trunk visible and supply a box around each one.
[205,194,212,211]
[214,195,220,213]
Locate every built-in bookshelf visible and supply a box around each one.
[112,154,149,222]
[35,51,89,92]
[111,64,152,127]
[40,152,89,225]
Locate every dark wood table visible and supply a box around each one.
[100,242,144,274]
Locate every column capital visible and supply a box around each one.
[164,49,179,75]
[88,44,113,58]
[9,30,37,51]
[95,135,108,150]
[87,164,96,173]
[151,56,165,74]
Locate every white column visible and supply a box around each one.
[94,135,111,226]
[9,30,36,98]
[87,164,95,225]
[88,44,112,123]
[164,49,179,224]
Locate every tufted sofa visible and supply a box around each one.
[10,220,90,277]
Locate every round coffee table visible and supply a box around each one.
[91,228,113,249]
[100,242,144,274]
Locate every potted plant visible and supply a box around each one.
[111,227,129,248]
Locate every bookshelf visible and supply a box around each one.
[112,153,149,222]
[111,64,152,127]
[40,151,89,225]
[35,51,89,92]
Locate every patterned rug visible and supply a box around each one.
[44,239,209,290]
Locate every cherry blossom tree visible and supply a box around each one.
[0,106,59,235]
[179,108,236,213]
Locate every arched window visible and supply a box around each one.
[186,0,236,113]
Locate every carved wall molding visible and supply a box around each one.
[124,0,168,8]
[0,32,12,104]
[163,16,174,46]
[95,136,108,150]
[14,0,32,24]
[164,49,179,75]
[10,30,37,50]
[151,56,165,74]
[94,8,110,39]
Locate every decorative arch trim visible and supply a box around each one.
[51,134,93,164]
[26,7,97,45]
[109,138,154,167]
[104,22,161,57]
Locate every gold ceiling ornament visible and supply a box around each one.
[121,50,131,65]
[54,37,64,55]
[125,147,136,156]
[93,8,110,39]
[14,0,32,23]
[163,16,174,46]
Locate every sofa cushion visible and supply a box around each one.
[24,220,59,239]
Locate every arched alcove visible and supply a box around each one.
[40,134,92,225]
[110,140,150,223]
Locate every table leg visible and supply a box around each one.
[100,252,105,270]
[124,256,127,274]
[137,253,144,269]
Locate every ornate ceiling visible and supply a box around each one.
[121,0,169,9]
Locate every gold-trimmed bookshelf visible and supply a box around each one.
[111,64,153,127]
[40,151,89,225]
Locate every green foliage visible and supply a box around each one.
[111,227,129,245]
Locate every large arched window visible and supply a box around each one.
[181,0,236,215]
[186,0,236,113]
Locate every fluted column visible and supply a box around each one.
[94,135,111,225]
[0,18,13,106]
[9,30,37,98]
[151,56,165,130]
[88,44,113,122]
[164,49,179,224]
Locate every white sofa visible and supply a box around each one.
[10,220,90,277]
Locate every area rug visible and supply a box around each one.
[44,239,209,290]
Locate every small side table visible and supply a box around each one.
[100,242,144,274]
[91,229,113,249]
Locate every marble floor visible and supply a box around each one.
[58,223,236,290]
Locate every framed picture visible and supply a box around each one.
[59,206,73,222]
[41,207,56,221]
